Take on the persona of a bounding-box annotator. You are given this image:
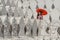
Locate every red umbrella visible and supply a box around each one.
[36,8,48,16]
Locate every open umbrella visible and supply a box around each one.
[36,8,48,16]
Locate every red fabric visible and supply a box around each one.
[36,8,41,13]
[36,8,47,16]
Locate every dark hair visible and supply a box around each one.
[37,13,39,19]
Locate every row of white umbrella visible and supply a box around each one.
[0,16,60,38]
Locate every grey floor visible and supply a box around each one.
[0,0,60,40]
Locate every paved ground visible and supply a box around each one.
[0,0,60,40]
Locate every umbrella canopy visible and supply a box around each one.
[36,8,48,16]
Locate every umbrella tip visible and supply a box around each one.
[44,4,47,9]
[51,4,55,9]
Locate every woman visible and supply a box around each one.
[37,12,43,20]
[36,8,47,20]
